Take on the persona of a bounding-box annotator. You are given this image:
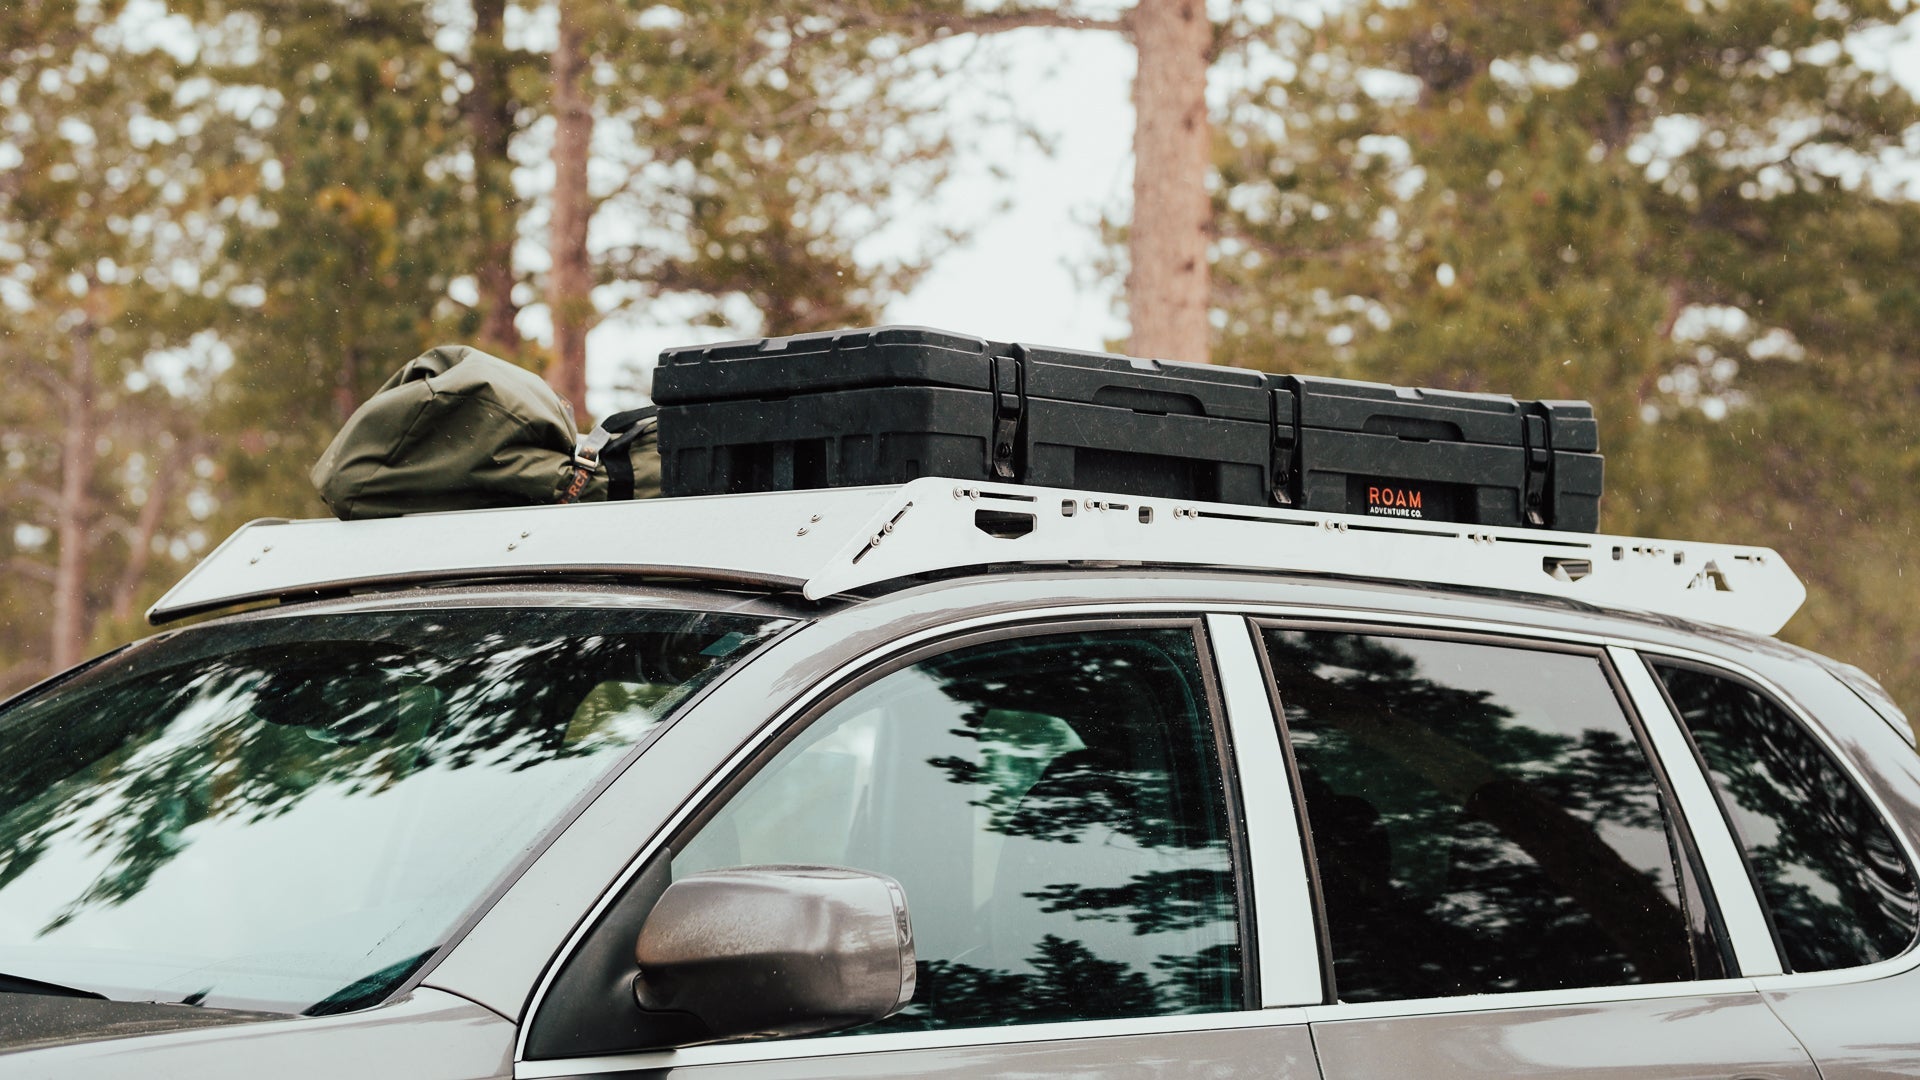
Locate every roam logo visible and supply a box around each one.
[1367,485,1425,519]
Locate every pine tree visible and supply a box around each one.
[546,0,595,418]
[468,0,525,357]
[861,0,1227,362]
[1127,0,1214,362]
[179,0,533,534]
[1211,0,1920,707]
[539,0,963,418]
[0,0,232,686]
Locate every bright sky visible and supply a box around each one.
[581,26,1138,413]
[581,14,1920,414]
[881,31,1139,354]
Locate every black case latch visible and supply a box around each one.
[1522,411,1552,526]
[1270,384,1300,506]
[989,350,1026,480]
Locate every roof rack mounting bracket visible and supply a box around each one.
[1522,411,1552,527]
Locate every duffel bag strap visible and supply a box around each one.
[577,406,659,502]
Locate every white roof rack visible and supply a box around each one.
[150,476,1806,635]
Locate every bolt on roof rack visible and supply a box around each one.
[149,476,1806,635]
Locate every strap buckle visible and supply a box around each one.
[1523,412,1552,526]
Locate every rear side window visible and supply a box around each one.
[1652,661,1920,972]
[1262,629,1699,1003]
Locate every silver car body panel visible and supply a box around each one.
[0,989,513,1080]
[1762,972,1920,1080]
[1308,991,1819,1080]
[516,1008,1314,1078]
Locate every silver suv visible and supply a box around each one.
[2,477,1915,1079]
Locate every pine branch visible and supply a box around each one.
[6,353,67,396]
[7,481,63,513]
[5,557,56,586]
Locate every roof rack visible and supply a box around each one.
[148,476,1806,634]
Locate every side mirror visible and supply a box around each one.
[633,865,916,1043]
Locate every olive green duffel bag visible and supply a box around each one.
[311,345,657,520]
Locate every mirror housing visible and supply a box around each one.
[633,865,916,1042]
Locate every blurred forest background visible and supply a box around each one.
[3,0,1919,710]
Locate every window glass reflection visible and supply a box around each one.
[674,627,1242,1031]
[0,607,783,1013]
[1654,662,1919,971]
[1264,630,1694,1002]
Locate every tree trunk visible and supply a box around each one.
[108,439,178,624]
[470,0,522,355]
[51,324,98,670]
[547,0,594,422]
[1126,0,1213,363]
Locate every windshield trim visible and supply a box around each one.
[0,644,131,715]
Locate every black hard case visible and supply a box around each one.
[1275,377,1603,531]
[651,325,1602,531]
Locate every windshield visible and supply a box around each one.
[0,605,786,1014]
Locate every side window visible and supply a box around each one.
[1261,629,1698,1003]
[1652,661,1920,972]
[674,626,1244,1031]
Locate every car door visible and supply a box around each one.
[515,617,1320,1080]
[1232,617,1820,1080]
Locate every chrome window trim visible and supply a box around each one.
[513,1006,1313,1078]
[514,596,1907,1071]
[1132,602,1629,649]
[1205,613,1322,1008]
[1297,975,1762,1024]
[1608,644,1783,977]
[1626,640,1920,992]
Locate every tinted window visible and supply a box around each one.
[1654,661,1920,971]
[1263,630,1695,1002]
[675,627,1242,1030]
